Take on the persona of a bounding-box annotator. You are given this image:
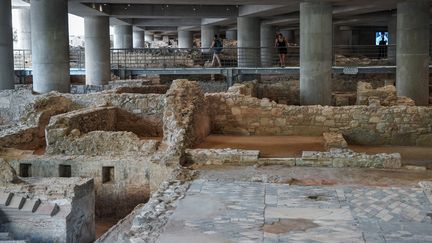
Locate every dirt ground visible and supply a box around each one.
[193,165,432,187]
[196,135,432,168]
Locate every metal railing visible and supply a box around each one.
[14,45,405,70]
[333,44,396,66]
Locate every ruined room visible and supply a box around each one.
[0,0,431,242]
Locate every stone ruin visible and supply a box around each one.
[0,78,431,242]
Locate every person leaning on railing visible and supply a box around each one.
[275,33,288,67]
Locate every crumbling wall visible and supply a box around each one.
[356,82,415,106]
[206,93,432,146]
[256,80,300,105]
[45,107,162,156]
[0,177,95,243]
[0,94,79,150]
[160,79,211,164]
[0,89,36,125]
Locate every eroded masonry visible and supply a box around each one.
[0,78,431,242]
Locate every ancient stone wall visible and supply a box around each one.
[10,156,172,218]
[184,148,401,168]
[0,89,36,125]
[45,107,162,156]
[160,80,211,164]
[0,177,95,242]
[0,94,78,150]
[206,93,432,146]
[356,82,415,106]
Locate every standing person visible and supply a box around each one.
[210,35,223,67]
[275,33,288,67]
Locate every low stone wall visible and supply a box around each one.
[184,148,401,169]
[256,80,300,105]
[356,82,415,106]
[185,149,259,165]
[206,92,432,146]
[45,107,162,156]
[0,177,95,242]
[299,149,402,168]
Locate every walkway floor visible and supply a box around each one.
[156,166,432,243]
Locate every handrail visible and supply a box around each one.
[13,45,410,70]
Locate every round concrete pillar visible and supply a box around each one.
[113,25,132,49]
[238,17,260,68]
[201,25,217,49]
[300,1,333,105]
[15,7,32,50]
[396,0,429,106]
[145,32,154,42]
[133,31,145,48]
[85,16,111,85]
[178,30,193,49]
[0,0,14,90]
[31,0,70,93]
[226,30,237,41]
[261,24,276,67]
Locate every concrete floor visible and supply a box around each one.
[196,135,432,168]
[156,166,432,243]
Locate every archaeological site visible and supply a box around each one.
[0,0,432,242]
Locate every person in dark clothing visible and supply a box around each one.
[378,32,388,59]
[275,33,288,67]
[210,35,223,67]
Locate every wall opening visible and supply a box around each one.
[19,163,32,177]
[102,166,115,183]
[59,165,72,177]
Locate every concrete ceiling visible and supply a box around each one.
[13,0,432,35]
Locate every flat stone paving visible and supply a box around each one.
[156,180,432,243]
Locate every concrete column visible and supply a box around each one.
[15,7,32,50]
[178,30,193,48]
[0,0,14,90]
[300,1,333,105]
[113,25,132,49]
[31,0,70,93]
[396,0,429,106]
[226,30,237,41]
[201,25,217,49]
[133,31,145,48]
[85,16,110,85]
[238,17,260,68]
[261,24,276,67]
[145,32,154,42]
[388,16,396,64]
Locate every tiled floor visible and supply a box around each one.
[156,180,432,243]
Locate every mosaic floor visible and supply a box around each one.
[156,180,432,243]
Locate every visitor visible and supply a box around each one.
[377,32,388,59]
[275,33,288,67]
[210,35,223,67]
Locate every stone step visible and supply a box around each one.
[0,192,13,206]
[7,196,25,210]
[258,158,296,166]
[20,199,41,213]
[35,202,59,217]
